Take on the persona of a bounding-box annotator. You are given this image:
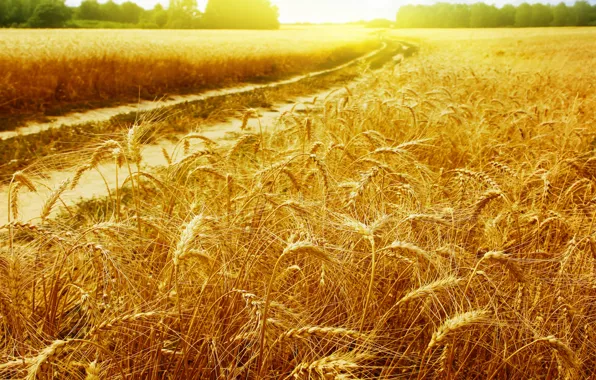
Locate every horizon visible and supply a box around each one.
[61,0,596,23]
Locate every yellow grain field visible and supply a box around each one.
[0,26,377,116]
[1,28,596,378]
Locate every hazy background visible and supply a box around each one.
[58,0,596,23]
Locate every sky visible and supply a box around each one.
[64,0,596,23]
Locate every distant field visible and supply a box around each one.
[2,28,596,379]
[0,26,377,120]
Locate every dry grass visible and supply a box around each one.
[1,28,596,378]
[0,27,377,118]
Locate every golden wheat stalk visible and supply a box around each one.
[427,310,489,352]
[40,179,71,223]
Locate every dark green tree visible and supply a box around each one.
[75,0,101,20]
[28,0,71,27]
[203,0,279,29]
[470,3,499,28]
[499,4,516,26]
[531,3,553,26]
[552,2,571,26]
[0,0,8,25]
[167,0,201,28]
[120,1,143,23]
[515,3,532,27]
[152,3,168,27]
[99,0,121,22]
[451,4,471,28]
[7,0,28,24]
[573,0,592,25]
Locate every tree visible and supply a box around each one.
[515,3,532,27]
[552,2,570,26]
[120,1,143,23]
[0,0,8,25]
[470,3,499,27]
[167,0,201,28]
[76,0,101,20]
[7,0,28,24]
[28,0,71,27]
[100,0,121,22]
[573,0,591,25]
[499,4,516,26]
[152,3,168,27]
[203,0,279,29]
[451,4,471,28]
[530,3,552,26]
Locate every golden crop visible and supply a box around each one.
[0,26,376,116]
[1,28,596,378]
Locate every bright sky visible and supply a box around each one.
[64,0,596,23]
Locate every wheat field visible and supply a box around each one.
[0,26,377,119]
[1,28,596,379]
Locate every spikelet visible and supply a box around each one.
[471,189,503,220]
[227,134,260,160]
[283,241,333,263]
[90,140,120,167]
[280,169,301,191]
[26,339,74,380]
[240,109,256,130]
[279,200,310,214]
[112,147,125,167]
[326,142,346,158]
[85,361,100,380]
[290,352,370,379]
[436,343,452,376]
[309,141,323,154]
[173,214,206,266]
[304,118,313,142]
[387,241,432,262]
[40,179,71,223]
[348,166,381,206]
[279,326,364,341]
[9,171,37,220]
[10,182,21,220]
[12,171,36,192]
[127,125,142,164]
[182,133,217,148]
[87,311,167,337]
[161,147,172,165]
[361,130,387,148]
[396,276,463,306]
[455,168,500,190]
[171,149,212,167]
[71,164,92,189]
[538,336,580,377]
[342,216,373,237]
[481,251,525,282]
[309,154,330,191]
[427,310,489,351]
[490,161,516,177]
[407,213,451,226]
[189,166,227,180]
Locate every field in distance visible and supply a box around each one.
[1,28,596,379]
[0,26,378,127]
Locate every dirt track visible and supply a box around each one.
[0,40,415,223]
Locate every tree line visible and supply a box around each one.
[396,1,596,28]
[0,0,280,28]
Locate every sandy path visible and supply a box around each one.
[0,40,411,223]
[0,87,345,223]
[0,43,386,141]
